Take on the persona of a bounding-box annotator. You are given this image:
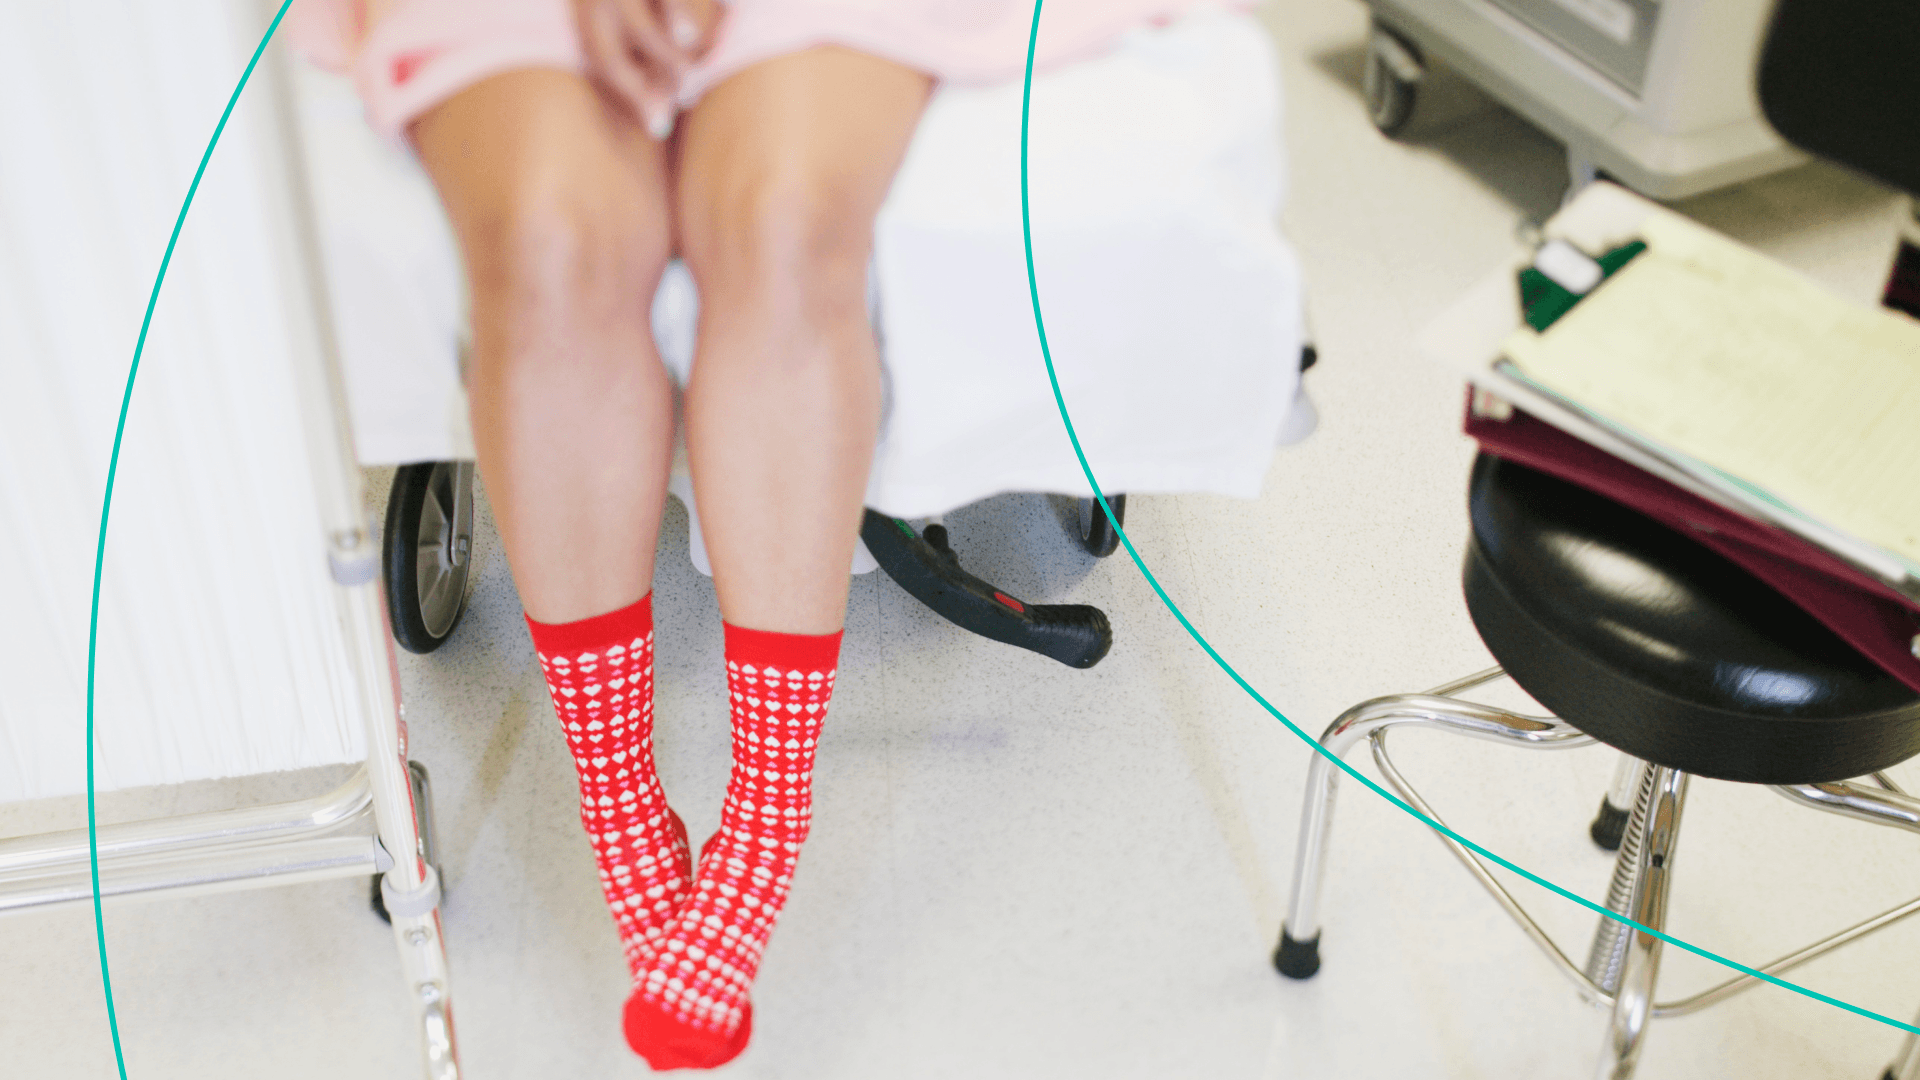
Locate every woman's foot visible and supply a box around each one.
[622,624,843,1069]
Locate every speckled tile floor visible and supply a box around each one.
[6,2,1920,1078]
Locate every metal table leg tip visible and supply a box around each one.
[1590,798,1630,852]
[1274,930,1322,980]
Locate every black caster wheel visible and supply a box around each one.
[372,760,444,924]
[1589,797,1630,852]
[1363,21,1423,138]
[1077,494,1127,558]
[384,460,475,654]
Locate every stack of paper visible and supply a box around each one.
[1499,211,1920,571]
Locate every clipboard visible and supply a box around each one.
[1420,181,1920,606]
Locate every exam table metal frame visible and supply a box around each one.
[0,22,462,1079]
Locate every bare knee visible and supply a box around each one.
[413,74,673,369]
[462,173,671,357]
[679,172,875,333]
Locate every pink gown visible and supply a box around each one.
[288,0,1249,139]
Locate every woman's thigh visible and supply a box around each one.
[411,69,674,333]
[673,46,932,310]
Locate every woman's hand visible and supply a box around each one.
[572,0,722,139]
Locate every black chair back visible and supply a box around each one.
[1758,0,1920,198]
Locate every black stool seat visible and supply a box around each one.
[1463,454,1920,784]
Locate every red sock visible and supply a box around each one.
[526,594,693,977]
[622,623,843,1070]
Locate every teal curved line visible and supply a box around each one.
[77,0,1914,1064]
[1016,0,1919,1039]
[86,4,295,1076]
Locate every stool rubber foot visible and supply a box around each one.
[1590,798,1630,852]
[1274,930,1321,980]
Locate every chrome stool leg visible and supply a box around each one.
[1276,667,1593,978]
[1767,781,1920,1080]
[1586,764,1657,992]
[1279,674,1920,1076]
[1597,766,1689,1080]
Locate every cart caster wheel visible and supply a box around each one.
[372,760,444,924]
[1077,494,1127,558]
[384,461,475,654]
[1364,21,1423,137]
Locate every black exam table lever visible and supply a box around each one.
[859,510,1113,669]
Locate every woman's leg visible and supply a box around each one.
[615,48,931,1069]
[676,47,933,634]
[412,70,677,625]
[409,70,697,984]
